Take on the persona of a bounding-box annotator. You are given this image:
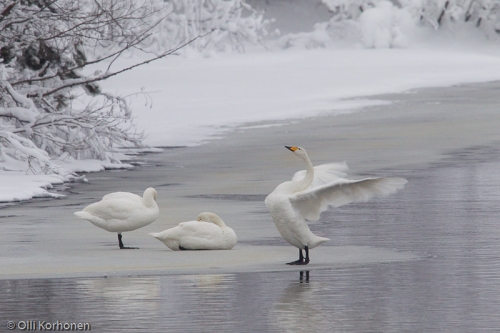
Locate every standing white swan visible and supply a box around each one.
[149,212,237,251]
[265,146,407,265]
[74,187,159,249]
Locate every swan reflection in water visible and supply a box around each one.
[299,270,309,283]
[76,277,161,314]
[273,271,332,333]
[175,273,234,291]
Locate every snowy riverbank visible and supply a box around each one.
[3,44,500,202]
[104,46,500,148]
[3,0,500,202]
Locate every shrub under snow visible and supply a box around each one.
[0,0,268,187]
[275,0,500,50]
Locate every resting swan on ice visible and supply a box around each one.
[265,146,407,265]
[149,212,237,250]
[74,187,159,249]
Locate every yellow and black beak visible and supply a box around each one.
[285,146,298,152]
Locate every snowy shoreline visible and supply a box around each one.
[4,0,500,204]
[3,45,500,203]
[0,148,160,203]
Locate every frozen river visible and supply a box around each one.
[2,82,500,332]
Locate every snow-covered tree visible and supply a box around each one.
[413,0,500,35]
[1,0,268,179]
[278,0,500,50]
[0,0,182,177]
[322,0,500,32]
[143,0,269,55]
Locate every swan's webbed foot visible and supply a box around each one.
[286,260,309,265]
[118,234,139,250]
[286,247,310,265]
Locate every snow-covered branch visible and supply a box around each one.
[127,0,270,55]
[1,0,269,186]
[0,0,168,178]
[278,0,500,50]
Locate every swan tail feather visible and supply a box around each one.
[74,211,92,220]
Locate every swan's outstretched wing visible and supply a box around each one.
[292,162,349,189]
[290,177,408,222]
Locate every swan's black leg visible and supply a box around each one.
[286,246,310,265]
[287,247,310,265]
[286,248,303,265]
[303,246,310,265]
[118,233,138,249]
[118,233,124,248]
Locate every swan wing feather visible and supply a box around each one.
[102,192,141,201]
[177,221,221,237]
[292,162,349,189]
[83,198,144,221]
[153,221,224,250]
[290,177,407,222]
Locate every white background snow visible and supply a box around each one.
[3,0,500,202]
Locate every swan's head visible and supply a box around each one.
[197,212,225,226]
[144,187,157,201]
[285,146,308,160]
[197,212,218,222]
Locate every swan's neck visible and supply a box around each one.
[142,189,157,208]
[297,154,314,191]
[211,216,226,228]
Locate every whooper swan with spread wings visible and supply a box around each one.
[265,146,407,265]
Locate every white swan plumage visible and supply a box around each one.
[74,187,159,249]
[149,212,237,251]
[265,146,407,265]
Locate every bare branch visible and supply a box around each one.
[30,30,214,98]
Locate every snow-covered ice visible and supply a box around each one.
[103,46,500,148]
